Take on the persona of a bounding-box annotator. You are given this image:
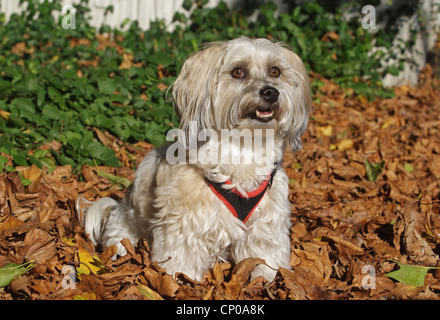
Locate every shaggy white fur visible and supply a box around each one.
[81,37,312,281]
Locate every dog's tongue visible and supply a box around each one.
[256,110,274,118]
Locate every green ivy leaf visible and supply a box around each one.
[97,78,117,95]
[0,261,35,287]
[182,0,193,11]
[386,261,440,287]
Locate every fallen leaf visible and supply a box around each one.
[97,170,132,189]
[316,125,333,137]
[157,83,168,91]
[142,267,179,298]
[74,291,97,300]
[0,261,35,287]
[21,165,43,193]
[223,258,266,299]
[136,284,163,300]
[76,242,107,278]
[428,155,440,179]
[0,215,24,233]
[337,139,354,151]
[22,228,57,263]
[386,261,440,287]
[0,110,10,120]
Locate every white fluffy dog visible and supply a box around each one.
[81,37,312,281]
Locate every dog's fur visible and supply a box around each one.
[81,37,312,281]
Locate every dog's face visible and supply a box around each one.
[172,37,312,152]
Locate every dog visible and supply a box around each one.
[80,37,312,281]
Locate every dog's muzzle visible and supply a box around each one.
[243,86,280,123]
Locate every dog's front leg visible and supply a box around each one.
[149,225,214,282]
[232,203,292,281]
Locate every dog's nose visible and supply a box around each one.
[259,86,279,103]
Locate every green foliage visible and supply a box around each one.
[0,260,35,287]
[0,0,403,170]
[386,261,440,287]
[364,160,385,182]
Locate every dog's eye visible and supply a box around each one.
[270,67,281,78]
[231,68,245,79]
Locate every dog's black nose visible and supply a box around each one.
[260,86,279,103]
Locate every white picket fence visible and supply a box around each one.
[0,0,291,30]
[1,0,186,30]
[1,0,439,87]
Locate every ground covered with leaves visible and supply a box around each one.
[1,62,439,300]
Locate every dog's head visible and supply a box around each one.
[172,37,312,152]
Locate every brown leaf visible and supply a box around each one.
[78,274,106,299]
[399,204,438,265]
[142,267,179,298]
[38,192,56,223]
[21,165,43,193]
[8,171,25,194]
[119,53,134,70]
[120,238,142,264]
[428,155,440,179]
[332,163,362,180]
[320,31,340,42]
[157,83,168,91]
[223,258,266,299]
[290,243,332,283]
[23,228,57,263]
[31,278,59,295]
[390,283,439,300]
[10,276,32,297]
[0,215,24,233]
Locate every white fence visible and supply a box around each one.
[0,0,290,30]
[1,0,188,30]
[1,0,439,86]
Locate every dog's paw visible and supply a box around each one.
[250,264,278,282]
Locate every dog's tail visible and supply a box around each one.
[76,196,117,247]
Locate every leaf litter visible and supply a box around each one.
[1,64,440,300]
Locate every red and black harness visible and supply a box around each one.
[204,164,278,223]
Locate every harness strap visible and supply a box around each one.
[204,164,278,223]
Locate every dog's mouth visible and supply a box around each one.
[243,103,279,123]
[254,109,275,122]
[255,110,275,122]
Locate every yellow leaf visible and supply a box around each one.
[330,220,339,230]
[62,237,76,246]
[136,284,164,300]
[316,125,333,137]
[337,139,354,151]
[381,117,398,129]
[76,243,107,278]
[357,95,368,103]
[0,110,10,120]
[74,291,97,300]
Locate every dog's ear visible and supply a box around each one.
[278,44,312,152]
[171,43,226,145]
